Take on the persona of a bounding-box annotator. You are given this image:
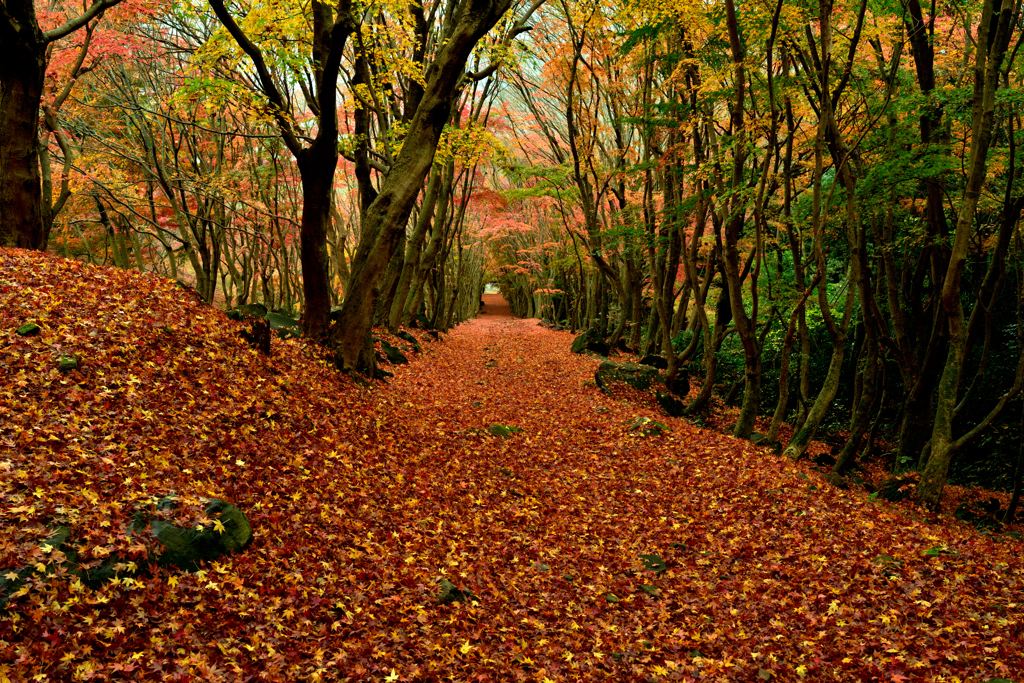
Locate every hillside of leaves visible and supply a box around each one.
[1,248,1022,682]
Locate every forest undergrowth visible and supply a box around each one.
[1,248,1022,682]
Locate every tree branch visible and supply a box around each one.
[207,0,304,157]
[43,0,121,43]
[464,0,546,81]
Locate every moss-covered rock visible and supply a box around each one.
[878,477,916,502]
[657,391,685,417]
[395,330,421,352]
[626,417,668,436]
[437,577,476,604]
[379,340,409,365]
[571,328,609,355]
[488,424,522,438]
[595,361,662,392]
[145,499,252,570]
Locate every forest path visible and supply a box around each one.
[382,296,611,441]
[361,307,1024,680]
[4,250,1020,681]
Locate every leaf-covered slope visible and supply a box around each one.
[1,249,1022,682]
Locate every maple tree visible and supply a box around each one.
[490,0,1024,507]
[200,0,538,376]
[4,0,1024,560]
[0,0,132,250]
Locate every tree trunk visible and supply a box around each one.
[767,278,819,442]
[293,139,338,338]
[917,0,1018,509]
[374,230,406,326]
[388,166,443,329]
[0,30,46,249]
[330,0,514,372]
[718,0,761,438]
[2,0,125,249]
[404,162,455,327]
[1005,400,1024,523]
[834,339,879,474]
[783,286,854,460]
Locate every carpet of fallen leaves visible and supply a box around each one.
[1,248,1022,683]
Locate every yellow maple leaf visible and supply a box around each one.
[459,641,473,655]
[384,669,399,682]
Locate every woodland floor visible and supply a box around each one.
[1,248,1023,682]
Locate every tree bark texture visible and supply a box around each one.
[330,0,515,373]
[0,8,47,249]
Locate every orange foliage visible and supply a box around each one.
[1,249,1022,681]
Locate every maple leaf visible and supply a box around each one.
[2,249,1024,682]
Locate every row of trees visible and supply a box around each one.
[2,0,1023,511]
[1,0,535,374]
[490,0,1024,513]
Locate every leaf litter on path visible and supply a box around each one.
[1,249,1021,682]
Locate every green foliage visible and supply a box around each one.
[500,163,575,201]
[488,424,523,438]
[618,20,671,55]
[227,304,299,339]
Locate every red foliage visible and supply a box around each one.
[1,249,1022,682]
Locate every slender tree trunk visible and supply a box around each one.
[834,339,879,474]
[784,284,855,460]
[375,230,406,325]
[721,0,760,439]
[767,278,820,441]
[389,166,443,328]
[1005,399,1024,522]
[687,265,726,416]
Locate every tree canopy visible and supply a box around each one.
[3,0,1024,588]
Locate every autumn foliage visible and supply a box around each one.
[2,248,1023,681]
